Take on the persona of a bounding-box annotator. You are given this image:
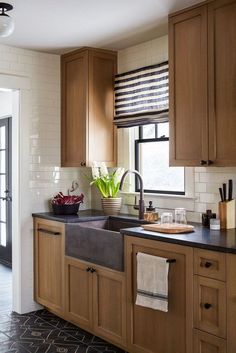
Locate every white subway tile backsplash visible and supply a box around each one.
[195,183,207,193]
[199,193,216,204]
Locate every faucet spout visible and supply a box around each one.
[119,169,145,220]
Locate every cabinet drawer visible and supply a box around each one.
[194,276,226,338]
[193,329,226,353]
[194,249,226,281]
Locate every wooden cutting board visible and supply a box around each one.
[142,223,195,234]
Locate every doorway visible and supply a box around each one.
[0,90,13,314]
[0,117,12,267]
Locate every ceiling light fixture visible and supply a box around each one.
[0,2,14,37]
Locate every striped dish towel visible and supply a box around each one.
[135,252,169,312]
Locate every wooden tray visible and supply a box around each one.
[142,223,194,234]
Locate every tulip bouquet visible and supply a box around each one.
[90,162,124,198]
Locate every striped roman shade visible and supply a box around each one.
[114,61,169,128]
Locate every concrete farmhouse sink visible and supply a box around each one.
[65,218,143,271]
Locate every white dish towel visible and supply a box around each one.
[135,252,169,312]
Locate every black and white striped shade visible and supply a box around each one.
[114,61,169,128]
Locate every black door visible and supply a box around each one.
[0,117,12,267]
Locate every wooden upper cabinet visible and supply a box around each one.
[61,48,117,167]
[208,0,236,166]
[169,6,208,166]
[169,0,236,166]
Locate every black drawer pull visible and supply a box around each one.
[90,268,96,273]
[207,160,213,166]
[200,261,212,268]
[80,162,86,167]
[203,303,212,310]
[200,160,207,165]
[86,267,92,272]
[38,228,61,236]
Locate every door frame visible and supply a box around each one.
[0,116,12,267]
[0,73,32,314]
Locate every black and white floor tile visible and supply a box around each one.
[0,264,127,353]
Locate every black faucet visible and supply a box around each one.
[119,169,145,220]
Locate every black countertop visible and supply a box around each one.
[32,210,145,224]
[120,223,236,254]
[33,211,236,254]
[32,210,108,223]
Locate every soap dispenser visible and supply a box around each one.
[144,201,159,222]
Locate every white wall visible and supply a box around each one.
[94,36,236,223]
[0,91,12,117]
[0,44,91,313]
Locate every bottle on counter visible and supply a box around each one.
[144,201,159,222]
[202,209,216,227]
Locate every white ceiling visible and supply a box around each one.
[1,0,203,54]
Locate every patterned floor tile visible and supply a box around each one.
[0,340,29,353]
[0,331,10,342]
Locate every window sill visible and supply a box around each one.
[119,191,196,201]
[120,191,196,213]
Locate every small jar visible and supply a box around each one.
[143,201,159,222]
[210,218,220,230]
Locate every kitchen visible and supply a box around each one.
[0,0,235,352]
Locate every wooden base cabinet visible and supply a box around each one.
[92,267,126,346]
[65,257,93,331]
[125,236,194,353]
[61,47,117,167]
[194,276,226,338]
[227,254,236,353]
[65,257,126,348]
[34,218,65,316]
[194,330,227,353]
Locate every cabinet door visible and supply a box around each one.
[65,257,93,331]
[34,218,65,315]
[61,50,88,167]
[88,50,117,167]
[208,0,236,166]
[226,254,236,353]
[125,236,193,353]
[194,276,226,338]
[92,266,126,347]
[169,6,208,166]
[193,330,226,353]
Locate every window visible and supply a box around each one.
[135,123,185,194]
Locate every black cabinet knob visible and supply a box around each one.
[204,303,212,310]
[200,261,212,268]
[80,162,86,167]
[90,268,96,273]
[205,261,212,268]
[86,267,91,272]
[207,160,213,166]
[200,160,207,165]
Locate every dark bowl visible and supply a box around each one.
[52,203,80,215]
